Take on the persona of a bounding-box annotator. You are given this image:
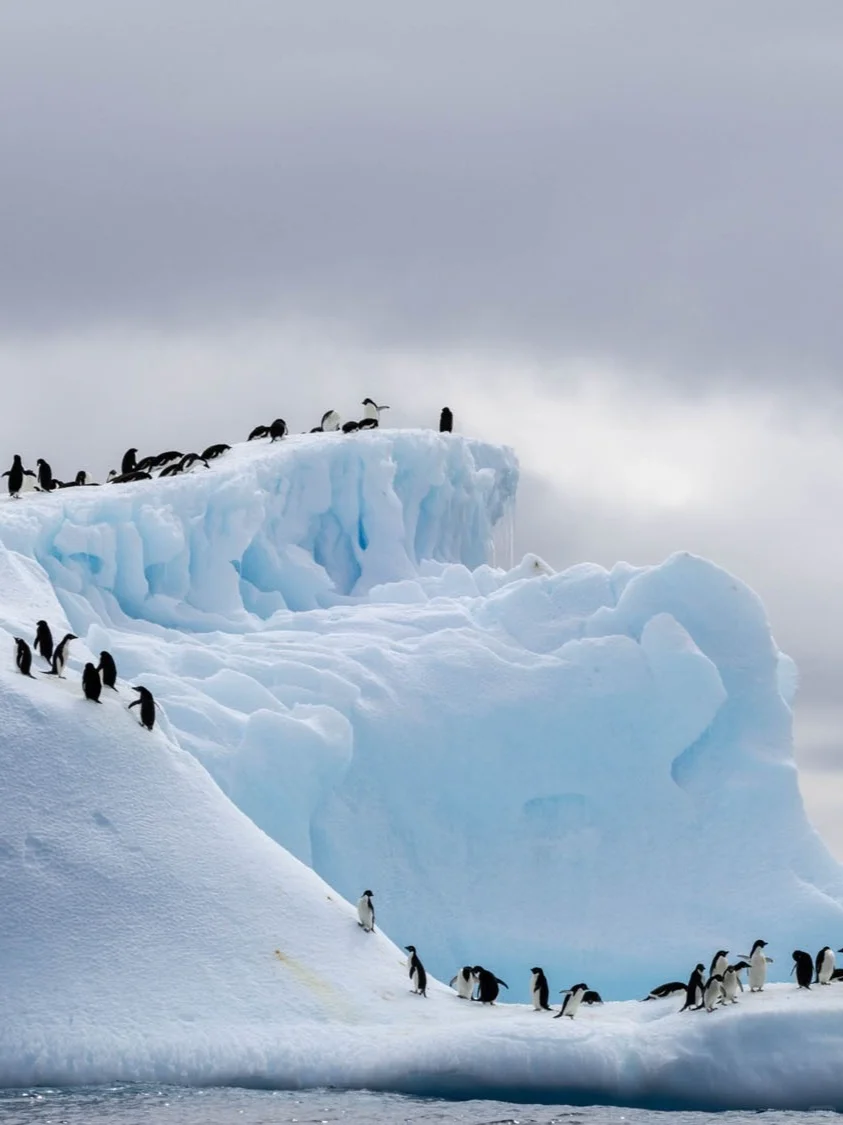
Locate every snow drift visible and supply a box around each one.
[1,428,842,1108]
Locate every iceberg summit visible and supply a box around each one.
[1,428,843,1110]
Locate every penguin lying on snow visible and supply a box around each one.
[357,890,375,933]
[405,946,427,996]
[449,966,474,999]
[642,980,687,1001]
[201,443,230,461]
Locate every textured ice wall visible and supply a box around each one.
[0,428,840,1006]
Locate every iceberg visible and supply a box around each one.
[0,428,842,1109]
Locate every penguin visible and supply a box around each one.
[746,939,770,992]
[201,443,230,461]
[106,469,118,482]
[641,981,687,1001]
[69,470,94,487]
[320,410,341,432]
[439,407,453,433]
[361,398,389,425]
[341,421,360,433]
[792,950,813,989]
[97,650,118,690]
[3,455,35,498]
[33,620,54,663]
[42,633,76,678]
[248,425,270,441]
[121,448,138,475]
[269,418,287,441]
[357,418,379,430]
[356,889,375,932]
[110,470,152,484]
[405,945,427,996]
[816,946,836,985]
[152,451,182,467]
[449,966,474,999]
[35,458,57,491]
[582,990,604,1005]
[13,638,35,678]
[832,958,843,981]
[176,453,209,473]
[703,974,724,1012]
[135,456,158,473]
[159,464,182,477]
[82,663,102,703]
[722,962,749,1004]
[680,964,706,1011]
[471,966,508,1004]
[709,951,729,979]
[128,685,156,730]
[555,982,588,1020]
[529,967,551,1011]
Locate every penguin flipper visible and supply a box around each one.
[496,978,509,989]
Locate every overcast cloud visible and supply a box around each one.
[2,2,842,850]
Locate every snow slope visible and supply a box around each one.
[1,428,843,1107]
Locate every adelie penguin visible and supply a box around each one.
[555,982,588,1020]
[745,939,770,992]
[642,980,687,1002]
[792,950,813,989]
[129,685,156,730]
[201,443,230,461]
[248,424,270,441]
[97,650,118,690]
[35,458,58,491]
[722,962,749,1004]
[816,946,836,985]
[405,946,427,997]
[13,638,35,678]
[3,454,35,498]
[471,966,508,1004]
[530,967,551,1011]
[269,418,287,441]
[449,966,474,999]
[439,407,453,433]
[42,633,76,678]
[680,963,706,1011]
[33,620,54,663]
[709,950,729,979]
[361,398,389,426]
[703,974,724,1012]
[82,663,103,703]
[121,448,138,475]
[357,889,375,933]
[311,410,341,433]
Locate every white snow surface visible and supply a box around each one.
[1,428,843,1107]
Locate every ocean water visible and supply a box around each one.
[0,1088,838,1124]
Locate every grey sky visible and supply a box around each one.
[2,2,842,849]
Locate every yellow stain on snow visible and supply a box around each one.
[273,949,356,1022]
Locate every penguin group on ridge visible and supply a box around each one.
[3,404,455,499]
[11,621,156,731]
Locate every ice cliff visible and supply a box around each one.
[1,428,843,1106]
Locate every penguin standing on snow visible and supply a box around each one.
[311,410,341,433]
[449,966,474,999]
[472,966,508,1004]
[357,890,375,932]
[816,946,836,984]
[721,962,749,1004]
[82,663,102,703]
[129,685,156,730]
[35,458,58,491]
[792,950,813,988]
[3,454,35,498]
[709,950,729,979]
[405,946,427,996]
[703,974,724,1012]
[439,407,453,433]
[530,967,551,1011]
[555,982,588,1020]
[121,448,138,475]
[13,638,35,678]
[97,650,118,690]
[33,620,54,663]
[269,418,288,441]
[360,398,389,427]
[680,964,706,1011]
[746,939,770,992]
[42,633,76,678]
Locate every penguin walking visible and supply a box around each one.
[792,950,813,989]
[530,967,551,1011]
[13,638,35,678]
[439,407,453,433]
[745,939,770,992]
[3,455,35,498]
[723,962,750,1003]
[680,964,706,1011]
[97,650,118,690]
[33,620,54,663]
[816,946,836,985]
[356,890,375,932]
[82,663,103,703]
[472,966,508,1004]
[269,418,288,441]
[42,633,76,678]
[555,982,588,1020]
[709,950,729,979]
[405,946,427,996]
[641,980,687,1002]
[361,398,389,426]
[449,966,474,999]
[128,686,156,730]
[703,975,724,1012]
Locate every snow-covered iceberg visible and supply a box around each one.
[1,428,842,1108]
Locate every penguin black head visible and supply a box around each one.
[362,889,373,897]
[405,945,416,953]
[362,398,375,406]
[694,963,705,973]
[530,966,544,975]
[731,960,751,971]
[132,685,153,700]
[838,948,843,953]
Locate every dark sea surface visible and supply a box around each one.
[0,1088,839,1125]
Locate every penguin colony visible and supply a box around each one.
[2,402,455,498]
[13,621,156,731]
[355,900,843,1017]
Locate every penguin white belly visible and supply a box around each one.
[356,898,374,931]
[704,980,723,1011]
[819,950,835,984]
[748,955,766,991]
[530,973,541,1009]
[457,972,472,999]
[722,973,739,1003]
[563,991,584,1019]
